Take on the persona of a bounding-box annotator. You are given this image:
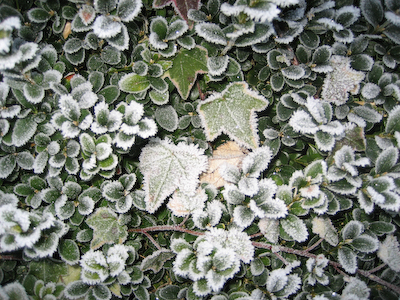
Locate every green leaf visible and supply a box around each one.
[360,0,383,27]
[99,85,120,104]
[27,8,51,23]
[198,82,269,149]
[139,138,208,213]
[155,105,178,132]
[235,24,273,47]
[157,285,180,300]
[58,239,80,265]
[149,90,169,105]
[93,284,111,300]
[119,73,150,93]
[195,22,226,45]
[133,285,150,300]
[28,260,68,283]
[280,214,308,242]
[12,115,37,147]
[281,66,305,80]
[23,83,44,104]
[86,207,128,249]
[385,106,400,133]
[351,234,379,253]
[165,46,208,100]
[140,249,175,272]
[64,281,90,299]
[299,31,320,49]
[153,0,201,23]
[270,73,284,92]
[375,147,398,174]
[369,221,395,236]
[342,220,364,240]
[0,155,16,179]
[338,246,357,273]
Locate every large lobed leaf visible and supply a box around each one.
[164,46,208,100]
[198,82,269,149]
[139,138,208,213]
[85,207,128,249]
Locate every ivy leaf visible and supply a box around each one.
[85,207,128,250]
[152,0,201,24]
[139,138,208,213]
[164,46,208,100]
[198,82,269,149]
[140,249,175,273]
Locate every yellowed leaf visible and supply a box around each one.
[200,141,248,188]
[63,22,72,39]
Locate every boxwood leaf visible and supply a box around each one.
[23,83,44,104]
[64,281,90,299]
[93,284,111,300]
[140,249,175,272]
[12,115,37,147]
[385,105,400,133]
[195,23,226,45]
[119,73,151,93]
[58,239,80,265]
[299,31,320,49]
[351,234,379,253]
[375,146,398,174]
[0,155,16,179]
[155,105,178,132]
[198,82,269,149]
[149,90,169,105]
[117,0,143,22]
[280,214,308,242]
[338,246,357,273]
[360,0,383,27]
[27,8,51,23]
[164,46,208,99]
[86,207,128,249]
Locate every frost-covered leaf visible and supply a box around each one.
[312,217,338,246]
[195,23,226,45]
[92,15,122,39]
[2,282,29,300]
[386,105,400,133]
[140,249,175,272]
[377,235,400,272]
[281,66,305,80]
[322,55,365,105]
[207,56,229,76]
[12,115,37,147]
[58,239,80,265]
[198,82,269,149]
[117,0,143,22]
[139,138,208,213]
[23,83,44,104]
[375,146,398,174]
[338,246,357,273]
[351,234,379,253]
[164,46,208,100]
[342,220,363,240]
[360,0,383,27]
[118,73,150,93]
[27,8,51,23]
[64,281,90,299]
[86,207,128,249]
[280,214,308,242]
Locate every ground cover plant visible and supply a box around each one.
[1,0,400,299]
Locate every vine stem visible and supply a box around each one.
[129,226,400,294]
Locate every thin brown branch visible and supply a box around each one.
[129,226,400,295]
[143,231,162,250]
[129,225,204,236]
[305,238,324,252]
